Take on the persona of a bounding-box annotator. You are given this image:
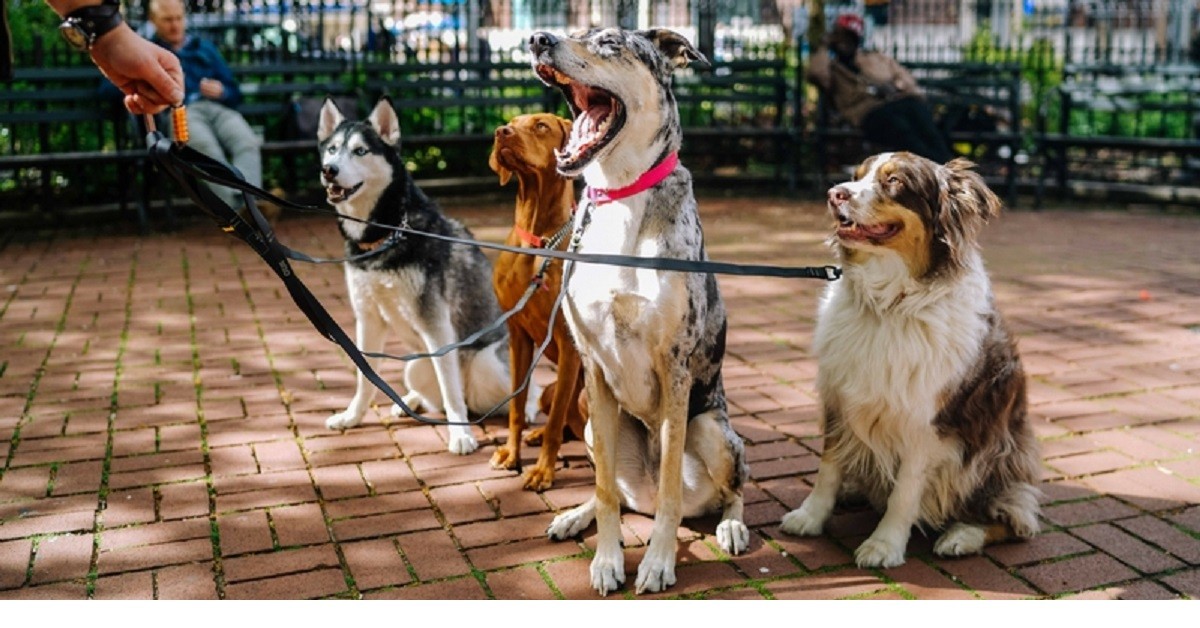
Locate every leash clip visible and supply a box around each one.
[825,266,843,281]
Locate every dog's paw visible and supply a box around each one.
[521,464,555,492]
[933,523,987,557]
[715,519,750,555]
[547,508,592,541]
[634,551,676,595]
[447,430,479,455]
[780,506,824,537]
[390,391,427,417]
[490,446,519,471]
[590,551,626,597]
[854,536,907,569]
[522,426,546,447]
[326,409,363,431]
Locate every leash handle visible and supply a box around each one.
[171,105,189,143]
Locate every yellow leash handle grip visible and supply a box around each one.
[172,105,189,143]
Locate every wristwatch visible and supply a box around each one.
[59,0,124,52]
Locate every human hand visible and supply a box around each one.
[869,82,898,99]
[199,78,225,100]
[89,23,184,114]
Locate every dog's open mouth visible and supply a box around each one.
[835,215,901,242]
[325,182,363,204]
[535,64,625,171]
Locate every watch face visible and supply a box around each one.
[59,22,91,51]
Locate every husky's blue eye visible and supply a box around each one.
[353,147,368,156]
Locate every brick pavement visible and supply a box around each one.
[1,196,1198,600]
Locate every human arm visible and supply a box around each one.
[44,0,183,114]
[195,39,243,109]
[806,43,833,92]
[883,54,923,98]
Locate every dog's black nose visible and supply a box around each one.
[322,164,338,181]
[529,31,558,54]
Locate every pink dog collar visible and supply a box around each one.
[585,152,679,205]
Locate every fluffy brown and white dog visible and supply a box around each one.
[780,152,1042,569]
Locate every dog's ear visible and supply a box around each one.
[640,29,709,69]
[488,142,512,186]
[317,97,345,142]
[936,157,1001,263]
[368,97,402,146]
[557,116,572,150]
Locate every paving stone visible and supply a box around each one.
[92,570,154,600]
[933,555,1038,600]
[1019,552,1139,595]
[219,510,274,557]
[224,568,348,600]
[223,544,341,583]
[270,503,330,547]
[4,202,1200,601]
[986,531,1092,567]
[765,567,890,600]
[1073,523,1185,573]
[364,576,488,600]
[156,562,220,600]
[0,539,32,589]
[97,538,214,575]
[466,536,585,571]
[485,566,558,600]
[1042,496,1141,527]
[341,538,412,591]
[1113,515,1200,564]
[394,529,471,581]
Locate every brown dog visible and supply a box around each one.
[488,113,587,491]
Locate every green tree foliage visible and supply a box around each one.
[8,0,61,59]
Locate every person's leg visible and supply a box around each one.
[177,100,242,208]
[861,98,955,163]
[208,102,263,189]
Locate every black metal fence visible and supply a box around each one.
[3,0,1199,217]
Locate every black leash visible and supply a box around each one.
[155,137,842,282]
[145,114,842,429]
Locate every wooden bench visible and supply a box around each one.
[0,66,150,228]
[811,61,1024,205]
[1035,63,1200,207]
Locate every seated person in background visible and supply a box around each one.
[808,13,954,164]
[138,0,277,220]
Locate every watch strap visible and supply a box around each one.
[63,1,124,50]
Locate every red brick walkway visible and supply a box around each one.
[1,197,1198,600]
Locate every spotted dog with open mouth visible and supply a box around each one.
[530,28,750,596]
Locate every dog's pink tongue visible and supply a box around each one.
[859,222,894,237]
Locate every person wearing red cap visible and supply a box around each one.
[808,13,953,163]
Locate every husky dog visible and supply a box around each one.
[530,28,750,596]
[317,97,535,455]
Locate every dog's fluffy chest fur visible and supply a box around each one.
[564,197,689,419]
[343,264,425,347]
[817,253,991,439]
